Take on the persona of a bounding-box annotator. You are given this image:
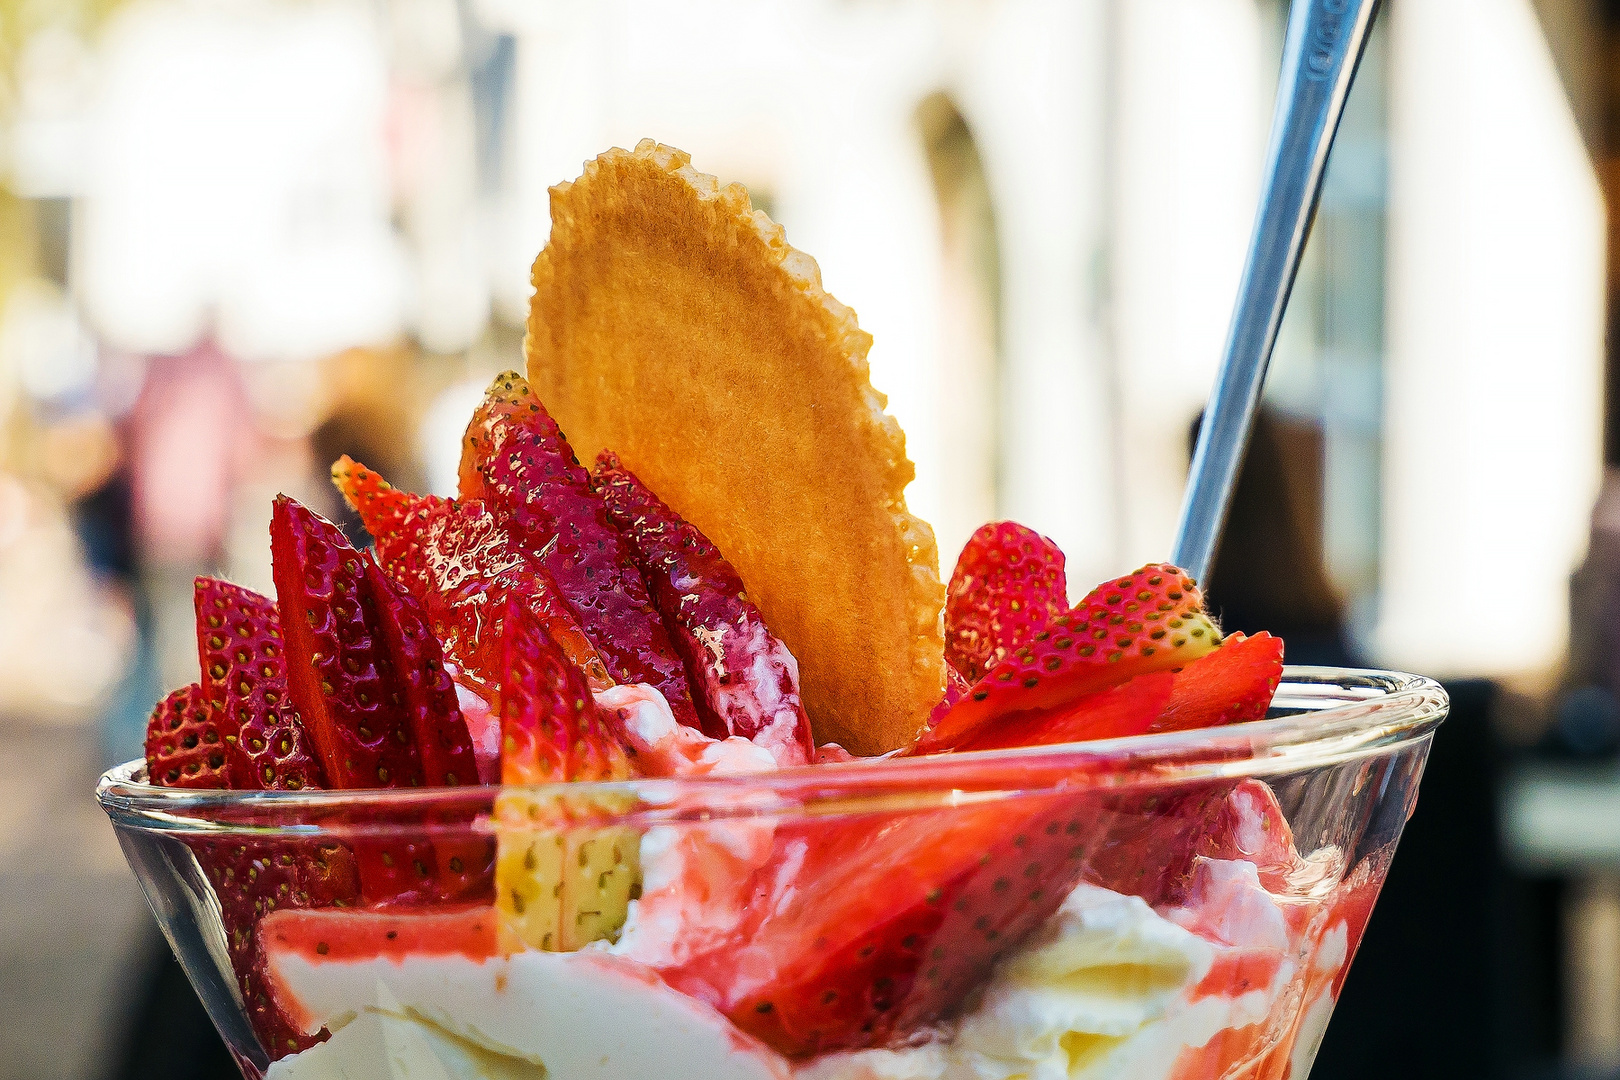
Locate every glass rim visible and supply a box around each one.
[98,665,1447,836]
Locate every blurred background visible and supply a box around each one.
[0,0,1618,1076]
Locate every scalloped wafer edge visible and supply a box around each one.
[525,140,946,754]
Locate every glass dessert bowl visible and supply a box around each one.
[99,666,1444,1080]
[105,142,1443,1080]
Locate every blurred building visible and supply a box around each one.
[0,1,1613,1079]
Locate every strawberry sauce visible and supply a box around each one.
[262,905,499,965]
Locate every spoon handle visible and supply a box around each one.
[1170,0,1382,583]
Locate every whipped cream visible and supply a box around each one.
[267,990,544,1079]
[265,948,788,1080]
[595,682,786,968]
[598,683,780,775]
[689,613,811,766]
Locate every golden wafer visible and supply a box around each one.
[526,140,945,754]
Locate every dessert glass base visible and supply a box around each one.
[99,667,1445,1080]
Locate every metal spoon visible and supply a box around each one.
[1170,0,1383,583]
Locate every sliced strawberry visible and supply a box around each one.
[664,632,1286,1057]
[595,452,813,764]
[691,773,1289,1065]
[494,598,632,785]
[458,371,535,502]
[331,456,611,693]
[936,633,1280,753]
[914,563,1221,754]
[194,577,325,791]
[362,559,493,901]
[424,501,614,699]
[1149,631,1284,733]
[328,456,426,593]
[944,522,1068,683]
[360,560,476,788]
[1073,778,1295,906]
[262,905,499,968]
[948,669,1176,753]
[270,496,448,905]
[144,684,231,788]
[490,598,640,952]
[457,373,696,727]
[154,578,319,793]
[664,791,1091,1055]
[270,496,424,791]
[200,837,358,1060]
[170,578,355,1060]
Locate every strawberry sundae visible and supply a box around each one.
[108,142,1440,1080]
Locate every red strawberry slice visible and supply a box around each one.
[270,496,423,792]
[945,522,1068,682]
[184,754,360,1060]
[458,373,696,728]
[360,560,476,788]
[201,837,359,1060]
[458,371,536,503]
[270,496,450,905]
[595,453,813,764]
[948,669,1176,753]
[914,563,1221,754]
[1072,778,1295,906]
[928,634,1281,753]
[331,456,611,694]
[262,904,499,968]
[664,790,1092,1056]
[328,456,424,591]
[1148,631,1284,733]
[163,579,356,1060]
[144,684,232,788]
[194,577,325,791]
[495,598,632,784]
[362,559,493,901]
[423,501,613,701]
